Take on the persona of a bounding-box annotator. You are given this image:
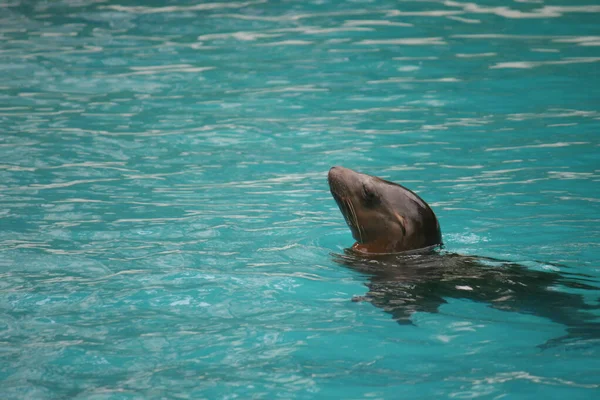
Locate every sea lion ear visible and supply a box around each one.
[394,212,407,236]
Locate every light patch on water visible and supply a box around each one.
[549,171,596,180]
[387,119,425,123]
[257,244,301,252]
[531,48,560,53]
[444,2,600,19]
[46,161,134,172]
[39,32,78,37]
[368,77,460,84]
[357,37,446,45]
[456,286,474,291]
[393,56,438,60]
[554,36,600,43]
[452,34,571,40]
[117,65,215,76]
[447,15,481,24]
[439,164,485,169]
[344,19,413,27]
[301,27,374,35]
[234,85,328,95]
[447,233,490,245]
[469,371,600,389]
[450,321,481,332]
[436,335,456,343]
[554,36,600,46]
[485,142,588,151]
[197,31,282,41]
[558,196,600,203]
[257,40,313,46]
[491,57,600,69]
[387,10,463,17]
[547,123,577,127]
[397,65,420,72]
[482,168,528,175]
[456,52,496,58]
[213,9,378,22]
[507,109,598,120]
[332,106,416,114]
[170,297,191,306]
[103,1,267,14]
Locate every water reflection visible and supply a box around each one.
[334,250,600,346]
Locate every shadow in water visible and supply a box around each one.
[334,249,600,346]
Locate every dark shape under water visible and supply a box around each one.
[334,249,600,346]
[328,166,600,345]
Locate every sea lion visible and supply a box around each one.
[328,166,442,254]
[328,166,600,345]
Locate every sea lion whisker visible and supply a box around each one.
[347,198,363,243]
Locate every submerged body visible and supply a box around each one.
[334,250,600,344]
[328,167,600,344]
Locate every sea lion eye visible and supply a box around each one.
[362,183,379,205]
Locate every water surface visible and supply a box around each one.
[1,0,599,398]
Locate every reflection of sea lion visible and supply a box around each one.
[335,250,600,345]
[328,166,442,253]
[328,166,600,345]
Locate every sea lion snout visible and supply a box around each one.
[328,166,357,198]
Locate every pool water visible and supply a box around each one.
[1,0,599,398]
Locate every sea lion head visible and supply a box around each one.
[328,166,442,254]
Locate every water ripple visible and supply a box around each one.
[103,1,267,14]
[1,0,599,398]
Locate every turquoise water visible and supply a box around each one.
[1,0,599,398]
